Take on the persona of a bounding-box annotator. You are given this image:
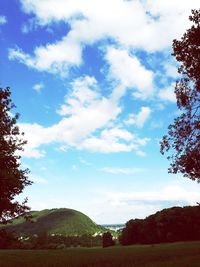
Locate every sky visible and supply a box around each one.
[0,0,200,224]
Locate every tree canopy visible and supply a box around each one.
[119,206,200,245]
[102,232,115,248]
[160,9,200,181]
[0,87,32,223]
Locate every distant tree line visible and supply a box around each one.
[119,206,200,245]
[0,230,116,249]
[2,206,200,249]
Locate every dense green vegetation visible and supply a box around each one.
[0,241,200,267]
[0,227,105,249]
[1,208,105,237]
[0,208,115,249]
[21,232,104,249]
[0,87,32,223]
[120,205,200,245]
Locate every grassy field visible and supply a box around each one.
[0,241,200,267]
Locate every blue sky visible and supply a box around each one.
[1,0,200,224]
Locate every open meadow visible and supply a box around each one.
[0,241,200,267]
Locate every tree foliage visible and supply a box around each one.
[0,229,20,249]
[120,206,200,245]
[102,232,115,248]
[160,9,200,181]
[0,87,32,224]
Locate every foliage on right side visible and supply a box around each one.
[160,9,200,181]
[119,205,200,245]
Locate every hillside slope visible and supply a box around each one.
[2,208,105,237]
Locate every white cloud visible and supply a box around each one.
[57,76,101,116]
[106,47,154,99]
[101,167,145,175]
[164,62,179,79]
[80,180,200,224]
[19,123,54,158]
[20,0,199,49]
[55,77,121,147]
[21,122,150,157]
[125,107,151,128]
[79,128,150,153]
[33,82,44,93]
[79,135,135,153]
[158,83,176,102]
[0,16,7,25]
[19,75,151,157]
[9,0,199,77]
[101,128,133,142]
[107,184,200,208]
[9,36,82,76]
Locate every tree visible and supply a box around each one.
[160,9,200,181]
[0,229,20,249]
[0,87,32,224]
[102,232,115,248]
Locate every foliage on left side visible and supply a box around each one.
[0,87,32,225]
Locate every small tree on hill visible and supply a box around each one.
[0,87,32,224]
[102,232,115,248]
[160,9,200,181]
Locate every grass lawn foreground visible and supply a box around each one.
[0,241,200,267]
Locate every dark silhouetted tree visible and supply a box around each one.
[0,87,32,224]
[0,229,19,249]
[102,232,115,248]
[160,9,200,181]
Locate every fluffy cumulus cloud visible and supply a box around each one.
[19,123,52,158]
[20,76,151,157]
[79,129,134,153]
[9,0,200,157]
[106,47,154,99]
[8,37,82,76]
[79,127,150,153]
[9,0,200,76]
[19,0,199,48]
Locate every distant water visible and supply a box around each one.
[101,224,125,231]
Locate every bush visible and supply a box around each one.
[102,232,115,248]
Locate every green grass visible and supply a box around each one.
[1,208,105,236]
[0,241,200,267]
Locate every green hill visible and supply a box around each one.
[2,208,105,237]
